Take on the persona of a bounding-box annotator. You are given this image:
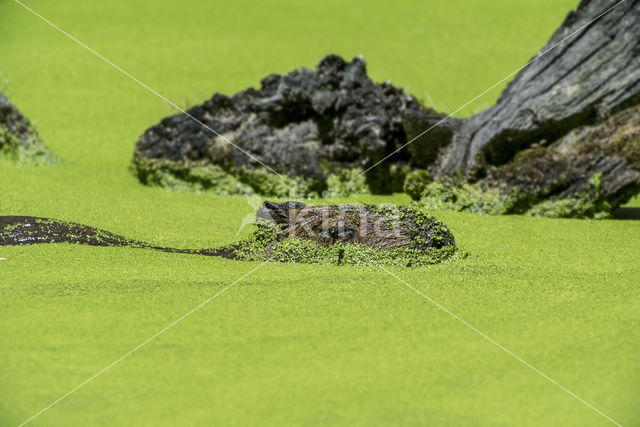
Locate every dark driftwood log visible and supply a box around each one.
[133,0,639,216]
[133,55,429,196]
[404,0,640,216]
[410,0,640,174]
[0,93,53,163]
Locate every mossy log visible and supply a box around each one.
[0,93,54,164]
[405,0,640,217]
[133,55,429,197]
[132,0,639,217]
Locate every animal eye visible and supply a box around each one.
[341,227,355,237]
[334,227,355,238]
[320,226,355,240]
[318,229,332,239]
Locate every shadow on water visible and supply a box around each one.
[612,207,640,220]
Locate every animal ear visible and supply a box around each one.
[255,201,307,227]
[256,201,286,227]
[282,201,307,211]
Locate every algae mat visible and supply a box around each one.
[1,0,639,425]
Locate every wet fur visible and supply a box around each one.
[256,202,455,250]
[0,203,455,258]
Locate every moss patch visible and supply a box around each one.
[134,158,393,198]
[405,172,614,219]
[134,159,317,197]
[0,124,55,165]
[406,174,516,215]
[524,173,612,219]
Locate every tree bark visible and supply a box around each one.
[413,0,640,174]
[405,0,640,216]
[133,0,640,216]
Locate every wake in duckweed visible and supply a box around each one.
[0,216,231,258]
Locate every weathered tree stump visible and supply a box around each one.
[405,0,640,217]
[0,94,54,164]
[133,0,640,217]
[133,55,430,197]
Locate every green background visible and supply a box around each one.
[1,0,639,425]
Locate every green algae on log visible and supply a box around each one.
[133,158,384,198]
[402,0,640,218]
[132,0,640,217]
[0,94,55,164]
[0,203,459,267]
[406,0,640,177]
[133,55,431,197]
[405,103,640,219]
